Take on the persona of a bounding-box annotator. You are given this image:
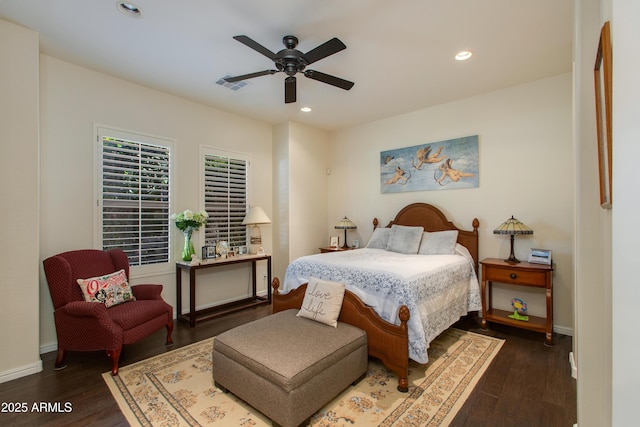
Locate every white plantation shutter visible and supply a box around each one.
[202,149,248,248]
[98,128,172,266]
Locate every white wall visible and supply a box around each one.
[38,55,273,350]
[272,123,291,282]
[574,0,640,424]
[574,0,613,425]
[271,122,330,281]
[329,74,575,332]
[288,123,330,260]
[611,1,640,424]
[0,20,42,382]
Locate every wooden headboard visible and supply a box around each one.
[373,203,480,273]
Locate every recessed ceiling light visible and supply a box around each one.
[455,51,473,61]
[117,1,143,18]
[300,107,312,112]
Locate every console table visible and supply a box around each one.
[176,254,272,327]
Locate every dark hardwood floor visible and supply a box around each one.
[0,307,576,427]
[450,317,576,427]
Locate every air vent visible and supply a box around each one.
[216,75,250,91]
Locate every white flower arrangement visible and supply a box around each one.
[171,209,208,232]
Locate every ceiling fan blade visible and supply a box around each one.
[233,35,278,61]
[304,70,354,90]
[302,37,347,65]
[224,70,277,83]
[285,76,296,103]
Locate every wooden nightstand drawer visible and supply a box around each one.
[483,266,547,287]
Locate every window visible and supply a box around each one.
[201,147,249,248]
[97,127,172,267]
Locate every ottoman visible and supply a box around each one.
[212,309,368,427]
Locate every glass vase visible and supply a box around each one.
[182,229,196,261]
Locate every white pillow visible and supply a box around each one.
[418,230,459,255]
[386,224,424,254]
[366,227,391,249]
[297,277,346,327]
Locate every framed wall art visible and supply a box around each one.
[380,135,479,194]
[594,21,612,209]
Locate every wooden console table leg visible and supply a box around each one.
[251,261,257,297]
[189,268,196,327]
[176,264,182,321]
[267,258,272,303]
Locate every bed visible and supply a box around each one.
[277,203,481,391]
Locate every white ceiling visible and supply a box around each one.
[0,0,573,131]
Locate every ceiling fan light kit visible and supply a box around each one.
[224,35,354,103]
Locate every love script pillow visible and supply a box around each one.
[76,269,136,308]
[297,277,346,327]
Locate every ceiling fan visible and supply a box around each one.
[223,35,354,104]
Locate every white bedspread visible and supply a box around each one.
[283,246,481,363]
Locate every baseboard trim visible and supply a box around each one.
[40,342,58,355]
[569,351,578,379]
[0,360,43,384]
[553,325,574,336]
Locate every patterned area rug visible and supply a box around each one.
[103,328,503,426]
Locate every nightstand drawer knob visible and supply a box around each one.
[510,273,517,279]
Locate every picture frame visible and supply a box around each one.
[380,135,479,194]
[594,21,612,209]
[236,245,248,255]
[329,236,339,248]
[528,248,552,266]
[202,245,217,259]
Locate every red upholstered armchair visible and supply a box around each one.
[43,249,174,375]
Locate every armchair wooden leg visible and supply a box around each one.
[54,348,67,370]
[106,347,122,376]
[165,319,174,345]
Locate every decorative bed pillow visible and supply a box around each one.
[297,277,346,327]
[418,230,459,255]
[77,269,136,308]
[386,224,424,254]
[366,227,391,249]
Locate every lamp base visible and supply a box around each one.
[505,235,520,263]
[249,225,262,254]
[341,229,351,249]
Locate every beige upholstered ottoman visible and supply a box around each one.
[212,309,368,427]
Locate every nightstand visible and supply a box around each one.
[319,247,355,253]
[479,258,554,345]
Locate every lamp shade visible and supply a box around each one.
[242,206,271,225]
[493,216,533,235]
[334,216,357,230]
[335,216,357,249]
[493,215,532,263]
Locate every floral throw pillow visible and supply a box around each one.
[297,277,346,327]
[76,269,136,308]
